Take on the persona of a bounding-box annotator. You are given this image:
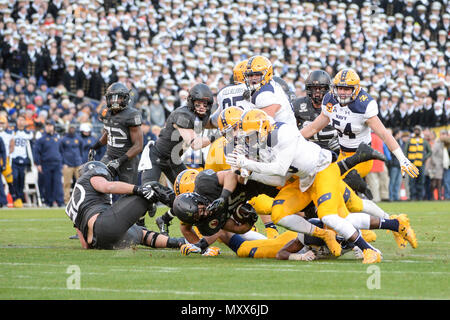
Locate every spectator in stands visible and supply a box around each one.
[429,129,448,200]
[387,129,403,201]
[33,120,64,207]
[60,123,84,204]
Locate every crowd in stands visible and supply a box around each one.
[0,0,449,207]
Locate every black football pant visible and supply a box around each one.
[91,195,150,249]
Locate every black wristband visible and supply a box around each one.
[196,238,209,251]
[132,185,139,195]
[92,140,103,150]
[209,135,216,143]
[220,188,232,200]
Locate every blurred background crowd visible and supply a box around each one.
[0,0,448,208]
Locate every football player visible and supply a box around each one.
[139,83,216,235]
[205,106,279,238]
[89,82,143,185]
[0,115,20,207]
[243,55,296,127]
[293,70,373,200]
[65,161,185,250]
[226,109,397,263]
[300,69,419,179]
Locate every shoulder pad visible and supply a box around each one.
[251,82,275,104]
[173,108,195,129]
[348,89,373,114]
[322,92,336,106]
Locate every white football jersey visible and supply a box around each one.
[10,129,33,159]
[321,89,378,152]
[250,80,296,127]
[0,129,14,156]
[211,83,255,127]
[246,122,332,191]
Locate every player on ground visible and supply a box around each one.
[300,68,418,179]
[64,161,184,250]
[139,83,215,235]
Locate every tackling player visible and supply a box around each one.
[64,161,184,250]
[139,83,216,235]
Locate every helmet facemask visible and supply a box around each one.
[106,92,129,112]
[307,85,329,105]
[333,85,358,105]
[244,70,266,92]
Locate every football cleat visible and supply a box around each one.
[362,248,382,264]
[396,214,418,249]
[156,216,170,236]
[354,142,386,163]
[312,227,342,257]
[389,214,408,249]
[13,198,23,208]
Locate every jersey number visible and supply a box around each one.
[332,119,356,139]
[104,125,128,148]
[65,183,86,223]
[223,96,244,108]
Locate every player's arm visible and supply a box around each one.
[90,176,154,199]
[176,125,211,150]
[222,218,253,234]
[276,238,304,260]
[366,115,419,178]
[179,223,201,244]
[89,129,107,160]
[299,111,330,138]
[76,228,89,249]
[125,125,143,159]
[260,104,281,118]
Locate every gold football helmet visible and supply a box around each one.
[244,55,273,91]
[332,69,361,105]
[238,109,272,143]
[174,169,199,196]
[217,106,244,136]
[233,60,248,84]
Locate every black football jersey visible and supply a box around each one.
[154,106,209,158]
[65,165,112,239]
[292,96,338,151]
[99,106,142,158]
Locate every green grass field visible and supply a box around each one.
[0,201,449,300]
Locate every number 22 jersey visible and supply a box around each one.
[321,89,378,152]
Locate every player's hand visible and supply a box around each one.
[88,149,96,161]
[180,243,202,255]
[147,181,175,206]
[134,184,156,201]
[225,153,247,168]
[202,246,221,256]
[400,159,419,178]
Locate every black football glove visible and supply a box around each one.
[147,181,175,206]
[106,155,128,176]
[133,184,156,201]
[206,197,228,216]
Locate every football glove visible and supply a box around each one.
[400,158,419,178]
[180,243,202,255]
[202,246,221,256]
[133,184,156,201]
[225,153,248,169]
[206,197,228,216]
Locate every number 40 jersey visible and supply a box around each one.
[321,89,378,152]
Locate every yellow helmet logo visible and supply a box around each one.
[174,169,199,196]
[218,106,244,136]
[332,69,361,105]
[244,55,273,91]
[233,60,248,84]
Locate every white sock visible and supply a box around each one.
[277,215,316,235]
[362,199,389,219]
[345,212,371,230]
[321,214,357,240]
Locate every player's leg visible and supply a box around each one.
[338,143,385,178]
[248,194,279,239]
[271,180,341,256]
[314,163,381,263]
[2,158,20,206]
[345,213,417,248]
[92,195,153,249]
